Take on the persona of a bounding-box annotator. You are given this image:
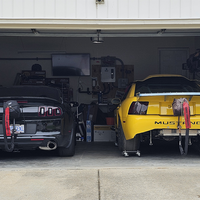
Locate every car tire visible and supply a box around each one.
[58,128,75,157]
[118,120,140,152]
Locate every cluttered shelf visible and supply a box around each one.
[76,102,118,142]
[14,70,73,102]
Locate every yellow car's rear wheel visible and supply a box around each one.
[118,120,140,152]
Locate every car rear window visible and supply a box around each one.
[135,77,200,94]
[0,86,62,102]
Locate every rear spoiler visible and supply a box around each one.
[136,92,200,101]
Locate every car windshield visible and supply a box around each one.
[135,77,200,94]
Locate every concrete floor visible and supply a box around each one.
[0,141,200,200]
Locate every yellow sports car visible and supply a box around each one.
[115,74,200,156]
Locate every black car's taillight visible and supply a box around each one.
[39,106,62,117]
[54,107,61,116]
[48,107,53,116]
[128,102,149,115]
[40,107,46,116]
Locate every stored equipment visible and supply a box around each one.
[3,100,21,152]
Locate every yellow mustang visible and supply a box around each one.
[115,74,200,156]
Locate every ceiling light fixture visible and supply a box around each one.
[91,30,104,44]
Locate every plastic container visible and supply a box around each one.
[106,117,114,125]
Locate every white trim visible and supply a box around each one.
[1,18,200,30]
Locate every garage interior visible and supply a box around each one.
[0,28,200,142]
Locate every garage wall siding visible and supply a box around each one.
[0,0,200,19]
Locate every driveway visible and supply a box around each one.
[0,141,200,200]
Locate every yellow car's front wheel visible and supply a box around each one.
[118,120,140,153]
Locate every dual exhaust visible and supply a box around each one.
[39,141,57,151]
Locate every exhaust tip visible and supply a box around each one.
[39,141,57,151]
[47,141,57,150]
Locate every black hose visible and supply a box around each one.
[178,129,189,156]
[115,58,125,78]
[179,133,184,155]
[102,83,110,95]
[184,128,189,155]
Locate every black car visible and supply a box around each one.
[0,85,77,156]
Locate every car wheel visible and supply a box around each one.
[58,128,75,157]
[118,120,140,152]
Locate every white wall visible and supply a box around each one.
[0,36,199,103]
[1,0,200,19]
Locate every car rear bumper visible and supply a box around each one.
[122,115,200,140]
[0,132,71,150]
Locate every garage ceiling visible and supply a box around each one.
[0,28,200,38]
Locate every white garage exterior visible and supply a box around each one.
[0,0,200,29]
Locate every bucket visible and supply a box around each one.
[106,117,114,125]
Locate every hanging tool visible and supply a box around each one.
[172,98,191,155]
[2,101,20,152]
[177,116,184,155]
[182,101,191,155]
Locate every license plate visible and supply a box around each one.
[10,124,24,134]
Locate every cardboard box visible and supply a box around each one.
[94,125,116,142]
